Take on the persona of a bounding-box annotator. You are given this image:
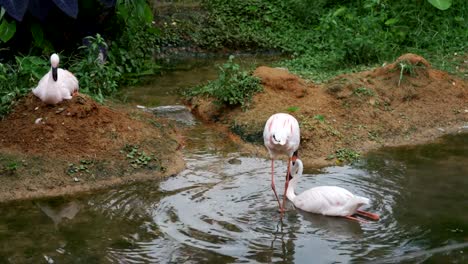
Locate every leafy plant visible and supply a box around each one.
[0,8,16,43]
[121,144,154,169]
[109,0,160,82]
[187,55,262,109]
[71,34,120,102]
[327,148,360,163]
[66,160,95,175]
[0,55,49,117]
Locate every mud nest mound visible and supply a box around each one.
[0,93,185,202]
[0,93,179,161]
[188,53,467,167]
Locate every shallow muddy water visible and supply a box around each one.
[119,55,282,107]
[1,129,467,263]
[1,57,467,263]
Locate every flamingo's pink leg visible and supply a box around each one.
[356,210,380,221]
[270,159,283,212]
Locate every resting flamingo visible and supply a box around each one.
[33,53,79,105]
[263,113,300,213]
[286,156,380,222]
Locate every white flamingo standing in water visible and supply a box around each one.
[33,53,79,105]
[263,113,300,213]
[286,156,380,222]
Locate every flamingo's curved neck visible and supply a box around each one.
[52,67,58,81]
[286,159,303,202]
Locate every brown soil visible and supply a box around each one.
[0,94,185,203]
[187,53,468,167]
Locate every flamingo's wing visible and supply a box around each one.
[294,186,356,216]
[58,69,79,93]
[32,71,50,99]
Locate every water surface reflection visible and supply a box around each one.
[0,133,467,263]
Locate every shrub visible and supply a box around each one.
[188,55,262,109]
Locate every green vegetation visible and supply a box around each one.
[70,34,121,102]
[0,0,159,116]
[0,56,49,116]
[313,115,326,123]
[0,0,465,117]
[286,106,300,113]
[121,144,159,169]
[0,161,19,176]
[67,160,93,175]
[352,87,375,97]
[327,148,361,163]
[187,55,262,109]
[193,0,465,80]
[397,59,426,87]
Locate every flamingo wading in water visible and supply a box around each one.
[286,157,380,222]
[33,53,79,105]
[263,113,300,213]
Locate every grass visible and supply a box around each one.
[187,0,466,82]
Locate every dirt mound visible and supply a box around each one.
[189,53,467,167]
[0,93,185,202]
[253,66,309,98]
[1,94,147,159]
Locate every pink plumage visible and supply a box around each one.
[287,159,380,222]
[263,113,300,212]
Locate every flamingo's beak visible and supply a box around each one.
[52,67,58,81]
[292,150,299,165]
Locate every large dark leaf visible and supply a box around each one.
[0,18,16,42]
[28,0,54,21]
[427,0,452,10]
[0,0,29,21]
[51,0,78,18]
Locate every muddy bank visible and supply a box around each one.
[187,54,468,167]
[0,94,185,203]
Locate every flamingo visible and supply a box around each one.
[286,157,380,222]
[263,113,300,213]
[32,53,79,105]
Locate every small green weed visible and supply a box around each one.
[327,148,360,163]
[298,114,314,130]
[286,106,299,113]
[0,161,20,176]
[313,115,325,122]
[397,60,416,87]
[368,130,380,142]
[121,144,154,169]
[67,160,93,175]
[352,87,375,97]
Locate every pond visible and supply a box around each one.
[118,54,283,107]
[0,57,467,263]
